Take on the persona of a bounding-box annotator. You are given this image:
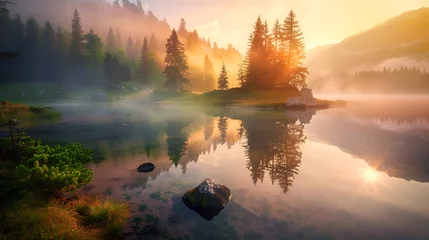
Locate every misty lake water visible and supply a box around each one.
[3,100,429,240]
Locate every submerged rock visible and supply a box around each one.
[137,163,155,173]
[182,178,231,221]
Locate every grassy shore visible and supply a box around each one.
[0,100,61,127]
[0,131,130,239]
[153,88,347,109]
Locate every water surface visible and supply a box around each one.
[3,101,429,240]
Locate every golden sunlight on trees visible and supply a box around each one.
[244,11,308,90]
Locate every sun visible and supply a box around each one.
[362,168,380,182]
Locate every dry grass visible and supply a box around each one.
[0,195,129,240]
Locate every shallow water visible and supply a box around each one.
[3,101,429,240]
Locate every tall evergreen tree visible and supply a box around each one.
[115,26,122,49]
[237,62,246,87]
[70,9,84,57]
[140,37,151,83]
[164,29,190,92]
[245,16,266,89]
[25,16,41,49]
[106,27,116,52]
[271,19,282,87]
[42,21,55,51]
[282,11,307,88]
[126,35,134,58]
[203,55,215,91]
[218,117,228,144]
[178,18,187,38]
[218,62,229,90]
[83,29,104,65]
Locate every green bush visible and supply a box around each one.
[0,133,94,204]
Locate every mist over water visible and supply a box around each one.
[2,100,428,239]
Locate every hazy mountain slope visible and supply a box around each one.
[306,7,429,74]
[305,44,334,63]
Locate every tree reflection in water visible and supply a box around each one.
[243,118,306,193]
[166,121,189,167]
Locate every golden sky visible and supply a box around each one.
[132,0,429,53]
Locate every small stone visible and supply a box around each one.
[137,163,155,173]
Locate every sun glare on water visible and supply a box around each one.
[362,168,380,182]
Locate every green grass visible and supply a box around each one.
[0,100,61,126]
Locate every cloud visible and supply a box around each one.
[195,20,221,38]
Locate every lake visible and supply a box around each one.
[3,99,429,240]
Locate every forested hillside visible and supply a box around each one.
[0,0,242,94]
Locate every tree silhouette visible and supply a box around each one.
[243,117,306,193]
[70,9,84,60]
[164,29,190,92]
[281,11,307,88]
[217,117,228,144]
[203,115,214,140]
[166,121,189,167]
[178,18,188,38]
[140,37,150,83]
[217,63,229,90]
[237,62,246,87]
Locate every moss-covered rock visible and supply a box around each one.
[182,178,231,221]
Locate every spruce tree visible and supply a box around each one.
[70,9,84,57]
[245,16,265,89]
[218,62,229,90]
[25,16,41,49]
[203,55,215,91]
[140,37,150,83]
[106,27,116,52]
[282,10,308,88]
[178,18,187,38]
[42,21,55,51]
[271,19,282,87]
[126,35,134,58]
[164,29,190,92]
[237,62,246,87]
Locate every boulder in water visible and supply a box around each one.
[137,163,155,173]
[182,178,231,221]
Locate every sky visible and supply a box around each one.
[110,0,429,53]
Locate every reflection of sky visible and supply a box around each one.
[349,117,429,132]
[86,116,429,240]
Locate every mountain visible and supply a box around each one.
[306,7,429,75]
[305,44,334,63]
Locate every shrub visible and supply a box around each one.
[0,133,94,204]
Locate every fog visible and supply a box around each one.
[9,0,171,42]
